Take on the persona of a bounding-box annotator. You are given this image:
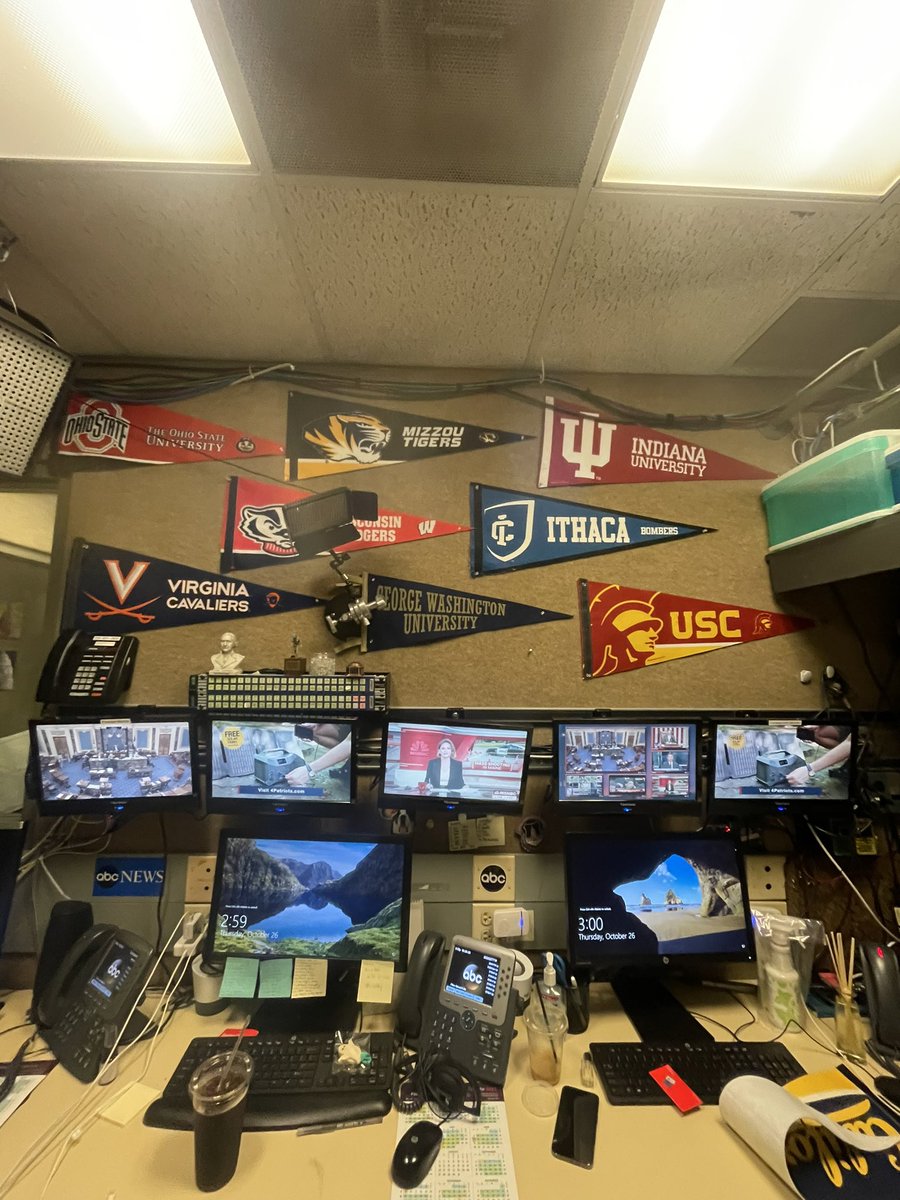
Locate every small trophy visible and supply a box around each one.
[283,632,307,676]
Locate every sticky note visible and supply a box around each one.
[258,958,293,999]
[476,815,505,847]
[291,958,327,998]
[220,956,259,998]
[357,959,394,1005]
[100,1082,159,1126]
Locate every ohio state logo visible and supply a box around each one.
[61,398,130,456]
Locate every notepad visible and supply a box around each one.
[291,958,327,998]
[357,959,394,1005]
[258,958,293,999]
[220,956,259,998]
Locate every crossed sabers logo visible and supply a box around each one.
[84,559,158,624]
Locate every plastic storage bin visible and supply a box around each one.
[762,430,900,551]
[888,447,900,505]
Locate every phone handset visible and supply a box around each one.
[35,630,138,704]
[397,930,444,1043]
[36,924,117,1029]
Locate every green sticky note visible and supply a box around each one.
[258,958,293,999]
[220,956,259,998]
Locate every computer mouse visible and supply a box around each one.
[391,1120,443,1189]
[874,1076,900,1108]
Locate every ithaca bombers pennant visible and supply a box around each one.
[64,540,321,634]
[538,398,775,486]
[470,483,714,575]
[221,476,469,571]
[284,393,531,480]
[579,580,813,678]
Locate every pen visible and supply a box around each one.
[569,975,588,1028]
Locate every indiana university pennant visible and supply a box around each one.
[285,393,531,481]
[579,580,813,678]
[470,483,714,576]
[538,397,774,487]
[362,573,571,651]
[64,540,321,634]
[58,395,284,465]
[221,476,469,571]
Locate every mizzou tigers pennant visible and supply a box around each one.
[579,580,813,678]
[284,393,531,481]
[220,476,470,571]
[58,395,283,464]
[538,397,775,486]
[64,539,321,634]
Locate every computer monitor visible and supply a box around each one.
[29,712,199,815]
[379,719,532,812]
[564,832,754,1043]
[205,717,357,816]
[710,720,856,815]
[554,720,700,814]
[0,826,26,952]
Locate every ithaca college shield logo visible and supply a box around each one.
[484,499,535,563]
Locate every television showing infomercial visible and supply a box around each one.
[711,721,855,809]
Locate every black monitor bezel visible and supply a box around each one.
[28,708,200,816]
[204,713,359,817]
[205,827,412,970]
[378,715,532,814]
[0,826,26,953]
[564,830,756,975]
[552,718,702,816]
[708,717,857,817]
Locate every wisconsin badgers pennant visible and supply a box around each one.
[285,393,531,481]
[579,580,812,678]
[221,476,469,571]
[58,395,283,464]
[470,482,713,575]
[538,397,774,486]
[64,540,321,634]
[362,573,571,651]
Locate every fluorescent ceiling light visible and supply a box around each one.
[602,0,900,197]
[0,0,249,165]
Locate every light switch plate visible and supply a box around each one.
[472,855,515,901]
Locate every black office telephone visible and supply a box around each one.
[36,923,155,1082]
[398,931,517,1085]
[36,630,138,704]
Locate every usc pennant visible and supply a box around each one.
[579,580,813,678]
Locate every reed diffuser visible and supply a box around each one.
[826,931,866,1064]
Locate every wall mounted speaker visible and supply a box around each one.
[0,316,71,476]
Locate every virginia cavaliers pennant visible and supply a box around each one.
[362,573,571,651]
[579,580,813,678]
[58,395,283,465]
[538,397,775,487]
[220,476,469,571]
[63,540,321,634]
[470,483,714,576]
[284,393,531,481]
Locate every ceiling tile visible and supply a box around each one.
[534,192,871,374]
[808,203,900,296]
[278,182,572,365]
[0,164,323,359]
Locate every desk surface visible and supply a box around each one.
[0,985,837,1200]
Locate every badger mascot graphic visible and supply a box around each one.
[238,505,295,556]
[302,413,392,465]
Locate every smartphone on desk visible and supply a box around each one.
[552,1086,599,1169]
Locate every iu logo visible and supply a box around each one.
[484,500,534,564]
[559,416,617,481]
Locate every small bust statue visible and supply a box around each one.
[210,631,245,674]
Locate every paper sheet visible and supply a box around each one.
[357,959,394,1004]
[391,1102,518,1200]
[258,958,293,998]
[0,1061,54,1128]
[291,958,327,998]
[100,1082,159,1126]
[220,957,259,998]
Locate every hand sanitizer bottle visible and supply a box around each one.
[766,919,804,1030]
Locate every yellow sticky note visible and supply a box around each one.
[100,1082,159,1126]
[291,958,328,998]
[357,959,394,1005]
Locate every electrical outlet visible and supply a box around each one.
[472,903,514,943]
[184,856,216,904]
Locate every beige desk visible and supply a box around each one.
[0,986,837,1199]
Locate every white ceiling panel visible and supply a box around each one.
[278,182,572,365]
[0,164,323,359]
[534,192,871,374]
[808,202,900,296]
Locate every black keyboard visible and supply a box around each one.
[189,672,390,713]
[144,1032,394,1131]
[590,1041,805,1105]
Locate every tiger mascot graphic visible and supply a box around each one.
[302,413,392,465]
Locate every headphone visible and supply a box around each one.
[392,1038,481,1122]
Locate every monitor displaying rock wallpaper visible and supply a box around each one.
[212,837,407,962]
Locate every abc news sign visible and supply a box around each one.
[479,864,507,894]
[93,857,166,898]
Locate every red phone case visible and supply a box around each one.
[648,1065,702,1113]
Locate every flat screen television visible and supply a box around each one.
[29,711,198,815]
[554,720,700,814]
[205,717,357,815]
[379,719,531,812]
[710,720,856,814]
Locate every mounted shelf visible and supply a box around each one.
[766,509,900,592]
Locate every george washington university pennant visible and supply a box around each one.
[579,580,813,678]
[538,397,775,486]
[63,540,321,634]
[470,482,714,576]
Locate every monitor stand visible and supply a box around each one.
[611,974,714,1045]
[251,965,361,1034]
